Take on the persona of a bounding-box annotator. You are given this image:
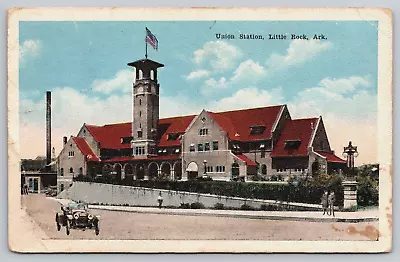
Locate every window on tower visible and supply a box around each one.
[137,130,143,138]
[139,99,142,105]
[135,146,145,155]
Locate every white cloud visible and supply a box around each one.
[201,77,228,95]
[266,39,332,70]
[319,75,372,94]
[193,41,242,72]
[208,87,284,112]
[186,69,210,80]
[230,59,266,82]
[287,75,377,165]
[20,40,42,64]
[91,69,134,94]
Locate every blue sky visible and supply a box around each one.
[19,21,378,164]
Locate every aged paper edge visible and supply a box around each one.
[7,7,393,253]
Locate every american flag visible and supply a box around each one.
[145,27,158,50]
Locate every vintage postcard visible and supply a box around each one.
[8,7,392,253]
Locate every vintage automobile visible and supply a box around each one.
[55,203,100,235]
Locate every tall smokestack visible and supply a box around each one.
[46,91,51,167]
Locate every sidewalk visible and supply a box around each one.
[53,198,378,223]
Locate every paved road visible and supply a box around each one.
[22,194,379,241]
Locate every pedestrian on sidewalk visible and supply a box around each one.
[328,191,336,217]
[157,192,164,208]
[321,190,328,215]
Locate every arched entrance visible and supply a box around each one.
[261,164,267,176]
[124,164,133,182]
[160,162,172,180]
[186,162,198,180]
[231,162,240,180]
[173,162,182,180]
[113,164,122,181]
[148,162,159,180]
[136,164,145,180]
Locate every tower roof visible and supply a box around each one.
[127,59,164,69]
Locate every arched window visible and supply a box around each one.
[139,69,143,79]
[261,164,267,175]
[60,168,64,177]
[69,167,74,174]
[150,70,154,80]
[79,167,83,176]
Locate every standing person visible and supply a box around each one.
[321,190,328,215]
[157,192,164,208]
[328,191,336,217]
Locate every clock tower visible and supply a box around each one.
[128,59,164,158]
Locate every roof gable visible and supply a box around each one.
[208,105,283,141]
[72,137,100,162]
[271,117,318,157]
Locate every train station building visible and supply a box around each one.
[57,57,346,192]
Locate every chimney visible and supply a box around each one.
[63,136,67,145]
[46,91,52,167]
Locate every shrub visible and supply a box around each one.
[180,203,190,209]
[214,203,225,210]
[190,202,205,209]
[240,204,254,210]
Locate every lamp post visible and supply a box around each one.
[341,141,359,210]
[203,160,207,178]
[342,141,359,179]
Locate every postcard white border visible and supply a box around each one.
[7,7,392,253]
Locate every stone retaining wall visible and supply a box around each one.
[58,182,322,211]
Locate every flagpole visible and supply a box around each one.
[145,40,148,59]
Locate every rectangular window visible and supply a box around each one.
[204,142,210,151]
[261,150,266,158]
[137,130,143,138]
[197,143,204,151]
[199,128,209,136]
[212,141,219,150]
[216,166,225,173]
[135,146,145,155]
[189,144,195,152]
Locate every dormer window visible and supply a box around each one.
[284,140,301,150]
[121,136,133,144]
[167,133,181,140]
[259,144,265,149]
[175,148,180,153]
[250,125,266,135]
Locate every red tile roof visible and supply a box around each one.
[84,105,284,150]
[270,118,318,157]
[209,105,283,141]
[103,155,180,163]
[157,115,196,147]
[72,137,100,162]
[86,122,132,150]
[316,151,346,163]
[234,154,257,167]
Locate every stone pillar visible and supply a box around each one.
[121,170,125,180]
[342,180,358,210]
[171,170,175,181]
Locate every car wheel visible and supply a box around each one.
[66,220,70,236]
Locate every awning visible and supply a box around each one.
[186,162,198,172]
